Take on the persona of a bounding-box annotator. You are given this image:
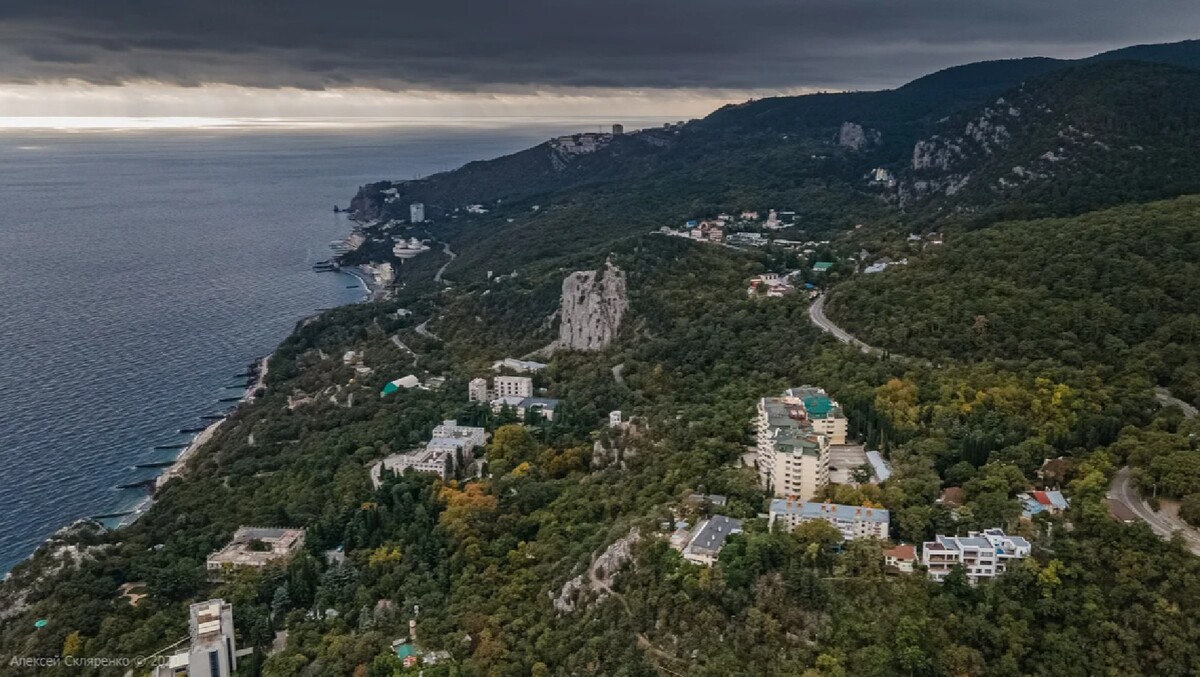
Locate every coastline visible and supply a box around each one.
[110,355,271,530]
[114,261,371,527]
[4,223,374,575]
[152,355,270,491]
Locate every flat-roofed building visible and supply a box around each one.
[468,377,490,403]
[922,529,1031,584]
[782,386,848,444]
[430,420,487,450]
[491,358,548,373]
[206,528,305,572]
[494,375,533,398]
[154,599,237,677]
[372,420,487,485]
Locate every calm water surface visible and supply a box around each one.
[0,119,659,572]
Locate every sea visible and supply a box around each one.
[0,118,668,573]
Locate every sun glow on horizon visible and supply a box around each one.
[0,81,818,130]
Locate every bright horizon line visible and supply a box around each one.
[0,81,821,130]
[0,115,692,132]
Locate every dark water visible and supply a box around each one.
[0,119,658,572]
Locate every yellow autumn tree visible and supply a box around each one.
[875,378,920,430]
[438,483,498,541]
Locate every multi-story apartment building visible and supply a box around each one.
[782,386,848,444]
[468,377,490,403]
[493,375,533,398]
[758,425,828,500]
[756,387,849,500]
[922,529,1032,584]
[768,499,889,540]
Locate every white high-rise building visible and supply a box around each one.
[468,378,490,403]
[754,386,848,501]
[410,202,425,223]
[155,599,237,677]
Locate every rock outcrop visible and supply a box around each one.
[837,122,879,150]
[557,261,627,351]
[551,528,640,613]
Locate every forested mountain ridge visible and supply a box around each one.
[350,40,1200,232]
[898,62,1200,221]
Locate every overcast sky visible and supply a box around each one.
[2,1,1199,121]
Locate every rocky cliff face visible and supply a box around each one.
[837,121,880,150]
[557,261,627,351]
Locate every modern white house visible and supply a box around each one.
[768,499,889,540]
[922,529,1032,584]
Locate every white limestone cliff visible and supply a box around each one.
[556,261,627,351]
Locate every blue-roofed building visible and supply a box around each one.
[922,528,1031,584]
[1019,490,1070,518]
[865,450,892,482]
[768,499,889,540]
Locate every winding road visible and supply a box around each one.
[1111,467,1200,556]
[434,242,456,284]
[1109,388,1200,555]
[808,295,877,354]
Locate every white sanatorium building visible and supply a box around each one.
[768,499,889,540]
[205,527,305,572]
[922,529,1032,584]
[371,420,487,484]
[756,386,848,501]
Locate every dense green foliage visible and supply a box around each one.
[829,196,1200,406]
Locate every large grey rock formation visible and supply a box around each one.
[838,122,879,150]
[557,261,627,351]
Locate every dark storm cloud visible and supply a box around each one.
[1,0,1199,91]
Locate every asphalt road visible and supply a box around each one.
[1110,467,1200,556]
[434,242,456,284]
[1155,387,1200,418]
[1110,393,1200,554]
[808,294,877,354]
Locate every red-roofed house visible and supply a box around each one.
[883,544,917,573]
